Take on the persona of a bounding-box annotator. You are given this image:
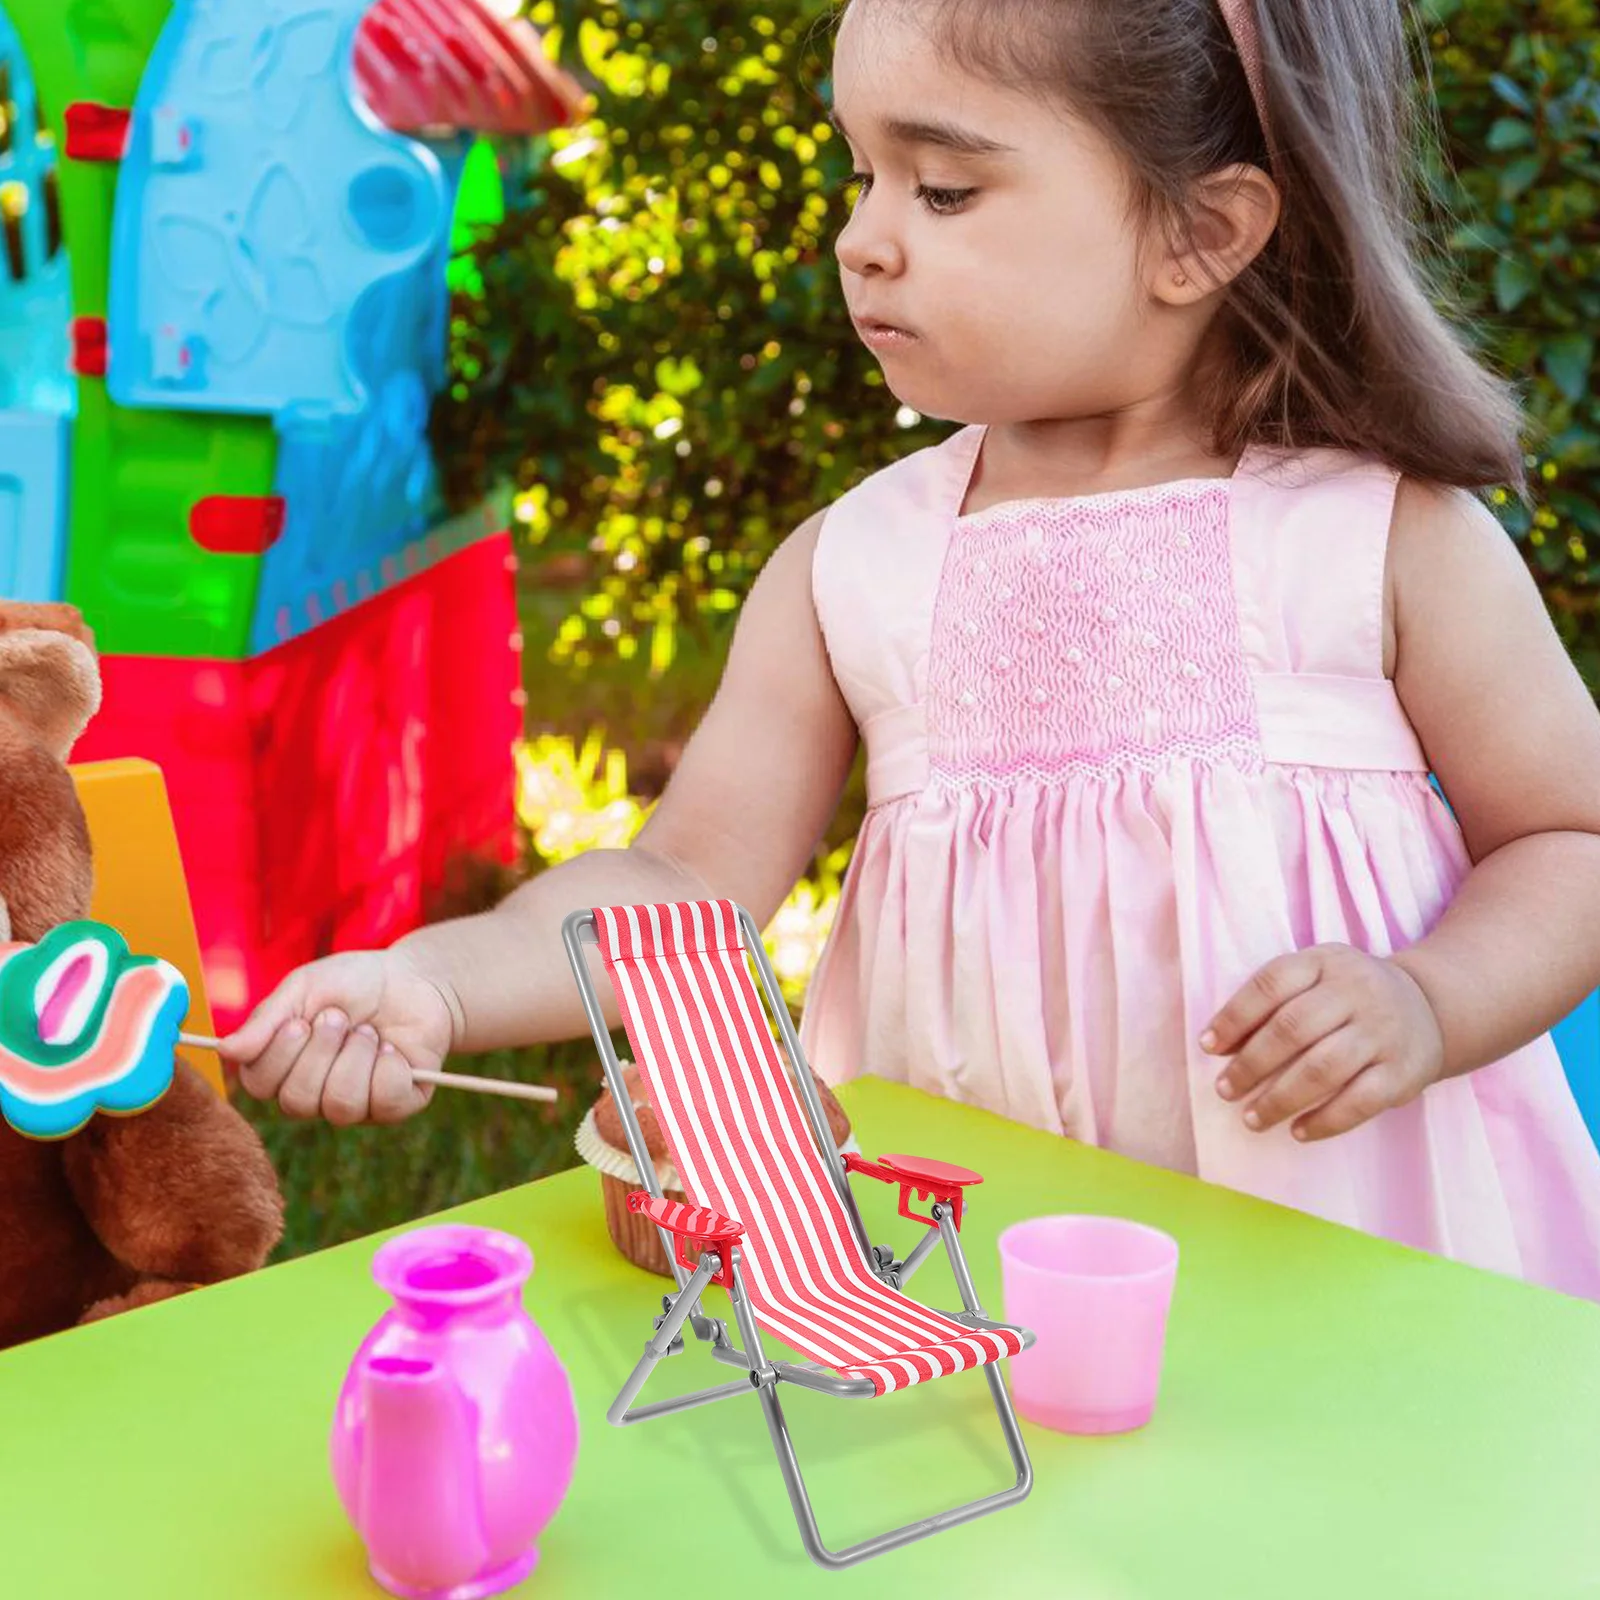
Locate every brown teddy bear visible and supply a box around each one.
[0,601,285,1349]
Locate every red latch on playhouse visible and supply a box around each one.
[70,317,108,376]
[189,497,288,555]
[63,103,132,161]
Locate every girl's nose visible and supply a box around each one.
[836,202,905,279]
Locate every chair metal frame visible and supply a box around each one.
[562,903,1034,1570]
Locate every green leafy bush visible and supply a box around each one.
[1423,0,1600,678]
[440,1,1599,687]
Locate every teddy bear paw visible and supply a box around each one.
[77,1278,192,1325]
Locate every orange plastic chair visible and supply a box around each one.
[70,758,225,1096]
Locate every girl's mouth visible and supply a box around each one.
[855,319,917,351]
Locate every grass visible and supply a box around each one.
[238,1037,610,1261]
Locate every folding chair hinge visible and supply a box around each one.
[870,1244,902,1288]
[650,1310,685,1358]
[652,1292,732,1354]
[692,1314,733,1349]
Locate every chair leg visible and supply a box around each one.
[933,1203,1036,1470]
[933,1202,988,1316]
[608,1251,753,1427]
[889,1226,944,1288]
[724,1246,1034,1571]
[751,1354,1033,1570]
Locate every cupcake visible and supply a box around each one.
[576,1059,858,1276]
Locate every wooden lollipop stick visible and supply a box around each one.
[178,1034,560,1104]
[409,1069,559,1104]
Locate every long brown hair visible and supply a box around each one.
[838,0,1528,496]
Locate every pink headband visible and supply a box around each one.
[1217,0,1272,157]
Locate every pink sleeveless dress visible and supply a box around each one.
[798,423,1600,1299]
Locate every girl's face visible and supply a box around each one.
[831,1,1165,427]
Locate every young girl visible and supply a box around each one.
[226,0,1600,1298]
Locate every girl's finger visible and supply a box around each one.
[369,1043,433,1125]
[219,1004,287,1066]
[1242,1026,1373,1131]
[1203,949,1324,1057]
[1216,983,1355,1101]
[236,1017,311,1101]
[220,970,308,1063]
[320,1025,381,1127]
[1290,1063,1398,1142]
[277,1009,349,1120]
[368,1049,425,1126]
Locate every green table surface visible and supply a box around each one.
[3,1078,1599,1599]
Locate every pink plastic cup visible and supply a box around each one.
[998,1214,1179,1435]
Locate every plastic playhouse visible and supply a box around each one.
[0,0,582,1028]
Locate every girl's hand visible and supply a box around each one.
[222,948,456,1125]
[1202,946,1445,1142]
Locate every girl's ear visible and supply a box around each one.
[1155,162,1281,305]
[0,605,103,762]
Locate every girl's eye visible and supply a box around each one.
[916,184,975,216]
[840,173,976,216]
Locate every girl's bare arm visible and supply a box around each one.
[1386,479,1600,1075]
[397,511,861,1050]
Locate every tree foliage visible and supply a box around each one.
[435,0,1600,682]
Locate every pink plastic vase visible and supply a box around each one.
[331,1225,580,1599]
[999,1214,1179,1435]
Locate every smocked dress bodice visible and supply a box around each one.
[797,425,1600,1299]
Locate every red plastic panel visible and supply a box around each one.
[423,532,521,886]
[72,537,520,1031]
[72,655,259,1024]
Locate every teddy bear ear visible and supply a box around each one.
[0,609,102,762]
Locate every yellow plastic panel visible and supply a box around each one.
[71,758,224,1095]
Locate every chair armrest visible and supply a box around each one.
[842,1152,984,1231]
[627,1192,744,1287]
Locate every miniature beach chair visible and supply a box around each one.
[561,898,1034,1570]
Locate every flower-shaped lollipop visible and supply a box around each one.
[0,920,189,1140]
[0,920,564,1131]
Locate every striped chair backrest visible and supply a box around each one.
[594,899,1027,1396]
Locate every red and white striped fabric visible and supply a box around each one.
[354,0,586,136]
[592,899,1024,1397]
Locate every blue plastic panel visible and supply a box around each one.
[107,0,448,421]
[1552,990,1600,1153]
[0,408,67,600]
[249,141,470,650]
[252,497,498,649]
[0,6,75,416]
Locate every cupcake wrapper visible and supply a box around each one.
[575,1104,681,1192]
[576,1105,860,1279]
[599,1171,687,1277]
